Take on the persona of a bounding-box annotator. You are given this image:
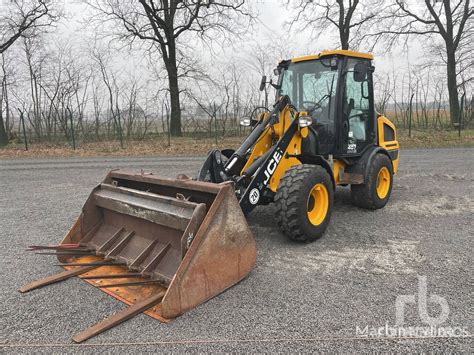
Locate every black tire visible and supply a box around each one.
[275,164,334,242]
[351,153,393,209]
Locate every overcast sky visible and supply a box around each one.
[52,0,424,80]
[255,1,424,74]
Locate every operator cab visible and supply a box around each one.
[275,50,375,157]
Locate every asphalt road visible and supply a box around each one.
[1,149,472,352]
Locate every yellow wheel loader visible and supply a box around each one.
[198,50,399,241]
[20,50,399,342]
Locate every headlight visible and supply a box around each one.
[239,117,251,127]
[298,116,312,128]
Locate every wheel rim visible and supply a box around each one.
[376,166,390,199]
[307,183,329,226]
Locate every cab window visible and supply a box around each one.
[342,58,373,154]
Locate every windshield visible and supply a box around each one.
[278,58,339,119]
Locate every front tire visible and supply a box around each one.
[351,153,393,209]
[275,165,334,242]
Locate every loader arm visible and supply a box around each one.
[238,112,301,213]
[197,95,292,183]
[197,96,312,215]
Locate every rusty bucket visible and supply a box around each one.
[20,170,256,342]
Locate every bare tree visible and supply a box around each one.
[244,36,293,108]
[89,0,252,137]
[91,79,104,140]
[374,72,392,114]
[370,0,473,125]
[286,0,385,50]
[0,0,57,54]
[0,53,14,144]
[92,48,124,148]
[0,0,58,145]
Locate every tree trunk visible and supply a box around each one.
[446,48,460,126]
[167,68,181,136]
[340,29,350,50]
[337,0,350,50]
[0,116,8,146]
[166,42,182,137]
[2,72,11,140]
[0,76,4,145]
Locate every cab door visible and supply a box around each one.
[299,70,338,155]
[339,58,375,156]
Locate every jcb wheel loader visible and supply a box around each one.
[198,49,399,241]
[20,50,399,342]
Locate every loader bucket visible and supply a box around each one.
[20,170,256,343]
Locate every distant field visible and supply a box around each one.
[0,135,244,159]
[0,129,473,159]
[397,128,474,148]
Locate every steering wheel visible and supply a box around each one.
[348,113,365,120]
[302,95,331,114]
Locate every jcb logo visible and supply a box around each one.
[263,149,283,185]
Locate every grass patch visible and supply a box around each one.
[1,129,472,159]
[397,128,474,148]
[0,136,246,159]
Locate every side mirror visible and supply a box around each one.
[353,63,368,82]
[259,75,267,91]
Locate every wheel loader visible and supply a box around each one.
[20,50,399,342]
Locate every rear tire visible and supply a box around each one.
[351,153,393,209]
[275,164,334,242]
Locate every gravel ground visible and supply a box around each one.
[0,149,472,352]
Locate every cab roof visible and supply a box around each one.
[291,50,374,63]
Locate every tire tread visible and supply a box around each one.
[351,153,393,210]
[275,164,333,242]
